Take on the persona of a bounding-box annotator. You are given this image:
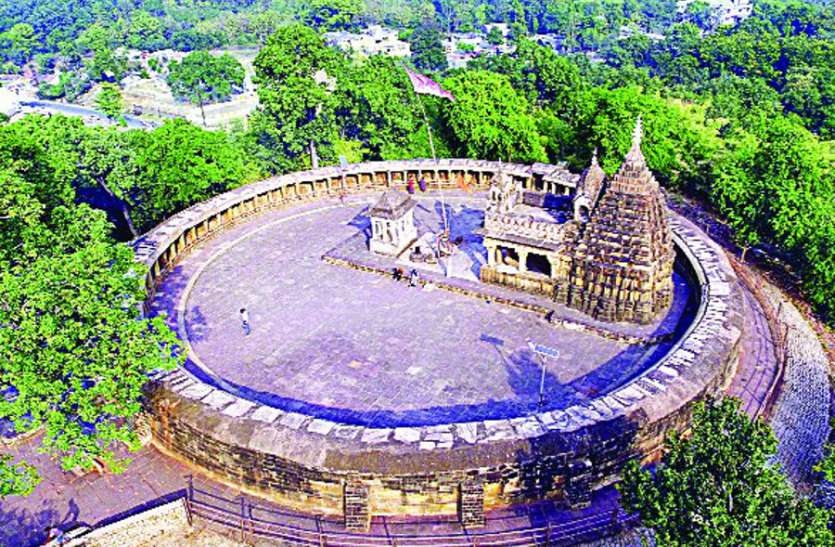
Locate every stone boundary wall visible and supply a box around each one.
[761,285,832,486]
[137,160,744,523]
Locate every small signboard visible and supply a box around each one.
[529,342,560,360]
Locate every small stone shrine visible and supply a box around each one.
[480,118,675,324]
[368,189,418,257]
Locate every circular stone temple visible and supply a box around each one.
[135,157,743,531]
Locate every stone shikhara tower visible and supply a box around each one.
[480,118,675,324]
[556,118,675,323]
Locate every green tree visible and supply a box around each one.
[76,24,126,81]
[167,51,246,124]
[0,455,40,498]
[0,115,81,216]
[512,40,588,118]
[0,117,183,478]
[486,26,504,45]
[442,70,546,163]
[127,10,166,51]
[95,83,125,120]
[303,0,365,31]
[409,23,448,73]
[575,86,722,193]
[123,119,250,231]
[0,23,38,68]
[337,55,421,159]
[0,225,182,473]
[76,128,141,237]
[253,25,347,171]
[619,398,834,546]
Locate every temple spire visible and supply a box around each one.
[632,116,643,150]
[611,115,658,194]
[625,117,644,161]
[621,116,648,171]
[591,147,599,167]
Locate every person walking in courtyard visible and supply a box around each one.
[239,307,251,335]
[409,268,419,287]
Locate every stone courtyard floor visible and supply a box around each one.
[171,195,693,426]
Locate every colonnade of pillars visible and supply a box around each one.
[144,167,573,306]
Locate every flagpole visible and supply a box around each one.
[414,95,449,235]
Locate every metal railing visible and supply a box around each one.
[183,480,638,546]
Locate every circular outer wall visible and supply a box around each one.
[135,160,744,525]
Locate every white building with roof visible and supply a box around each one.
[325,26,410,58]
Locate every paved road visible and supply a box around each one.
[726,284,778,417]
[20,100,153,129]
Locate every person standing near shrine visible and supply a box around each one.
[407,175,416,194]
[409,269,419,287]
[239,308,251,335]
[418,176,427,192]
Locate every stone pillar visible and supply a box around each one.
[458,477,485,528]
[518,249,528,273]
[548,258,559,279]
[344,479,371,532]
[565,458,593,509]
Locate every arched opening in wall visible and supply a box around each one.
[526,253,552,277]
[498,246,520,268]
[578,205,590,222]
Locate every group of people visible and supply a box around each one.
[392,267,420,287]
[406,175,428,194]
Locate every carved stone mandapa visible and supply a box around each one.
[481,118,675,325]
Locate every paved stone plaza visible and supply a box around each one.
[178,196,693,426]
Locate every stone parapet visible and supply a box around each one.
[137,161,743,522]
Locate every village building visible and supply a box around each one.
[325,25,411,58]
[677,0,752,27]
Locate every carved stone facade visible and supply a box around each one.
[481,119,675,325]
[368,189,418,257]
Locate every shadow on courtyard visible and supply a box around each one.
[146,263,191,333]
[184,306,210,343]
[180,258,698,428]
[0,498,80,547]
[436,202,487,278]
